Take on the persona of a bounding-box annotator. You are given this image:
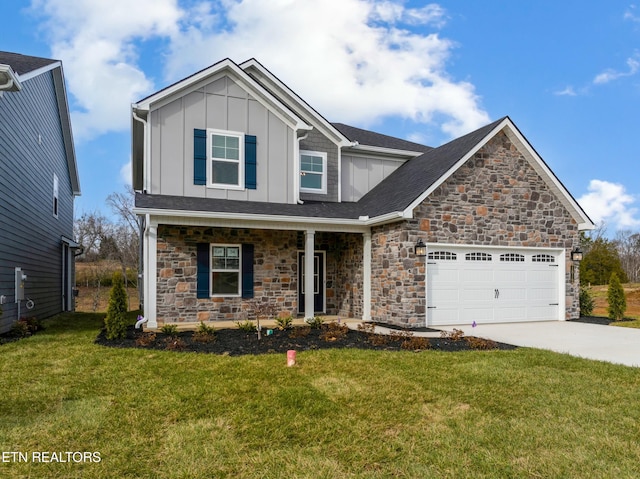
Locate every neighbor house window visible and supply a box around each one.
[211,244,241,296]
[300,150,327,194]
[53,173,59,218]
[208,129,244,188]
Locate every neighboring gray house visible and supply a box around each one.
[132,58,593,330]
[0,52,81,333]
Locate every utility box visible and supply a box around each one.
[15,267,26,302]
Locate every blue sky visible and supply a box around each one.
[2,1,639,234]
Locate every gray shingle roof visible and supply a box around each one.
[332,123,432,153]
[0,51,58,75]
[136,117,507,221]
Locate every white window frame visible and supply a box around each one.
[211,243,241,297]
[53,173,59,218]
[299,150,327,194]
[207,128,245,190]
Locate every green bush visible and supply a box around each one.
[104,272,128,340]
[236,320,257,332]
[160,324,179,336]
[607,273,627,321]
[274,315,293,330]
[579,285,595,317]
[306,316,324,329]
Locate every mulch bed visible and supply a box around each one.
[570,316,635,325]
[95,323,518,356]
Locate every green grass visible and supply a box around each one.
[2,313,640,478]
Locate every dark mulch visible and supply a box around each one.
[570,316,636,325]
[95,324,518,356]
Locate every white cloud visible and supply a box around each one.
[593,54,640,84]
[578,180,640,230]
[30,0,184,141]
[33,0,489,141]
[120,160,132,186]
[624,4,640,23]
[553,86,577,96]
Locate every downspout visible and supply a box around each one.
[132,108,150,192]
[295,130,310,204]
[0,78,15,90]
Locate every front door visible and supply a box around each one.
[298,251,325,314]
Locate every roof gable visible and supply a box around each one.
[133,58,309,131]
[359,116,592,229]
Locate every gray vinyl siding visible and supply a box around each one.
[299,129,339,203]
[0,70,75,332]
[341,154,407,202]
[150,74,295,203]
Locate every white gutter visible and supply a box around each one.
[0,65,22,92]
[132,109,150,192]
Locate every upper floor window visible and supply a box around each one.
[53,173,59,218]
[208,129,244,189]
[300,150,327,194]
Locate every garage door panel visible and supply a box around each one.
[427,245,561,326]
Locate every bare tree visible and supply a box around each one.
[614,230,640,283]
[74,211,110,261]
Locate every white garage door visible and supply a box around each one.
[426,245,562,326]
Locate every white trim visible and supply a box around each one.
[299,149,327,194]
[304,231,316,319]
[211,243,242,297]
[15,61,61,82]
[207,128,245,190]
[133,59,310,132]
[240,59,352,148]
[345,144,425,158]
[145,220,158,328]
[297,249,327,316]
[363,231,372,321]
[0,64,22,91]
[52,173,59,218]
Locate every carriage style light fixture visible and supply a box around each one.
[571,247,583,262]
[415,239,427,257]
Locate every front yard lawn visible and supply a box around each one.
[1,312,640,478]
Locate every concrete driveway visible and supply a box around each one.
[441,321,640,368]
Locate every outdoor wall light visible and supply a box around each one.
[415,239,427,257]
[571,247,583,262]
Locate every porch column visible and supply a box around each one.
[145,221,158,329]
[363,231,372,321]
[304,229,315,320]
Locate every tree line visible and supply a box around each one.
[580,226,640,285]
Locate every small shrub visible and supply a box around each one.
[320,321,348,342]
[401,336,431,351]
[440,328,465,341]
[289,325,311,338]
[236,320,257,332]
[357,322,376,334]
[306,316,325,329]
[579,285,595,317]
[607,272,627,321]
[10,320,30,338]
[465,337,497,350]
[193,322,216,343]
[160,324,179,336]
[274,315,294,330]
[104,272,128,340]
[135,332,156,347]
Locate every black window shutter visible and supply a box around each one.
[194,129,207,185]
[244,135,257,189]
[241,243,254,298]
[196,243,210,298]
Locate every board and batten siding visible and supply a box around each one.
[341,154,406,202]
[0,70,75,332]
[149,74,295,204]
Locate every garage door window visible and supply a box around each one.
[500,253,524,262]
[428,251,457,260]
[532,254,555,263]
[465,252,492,261]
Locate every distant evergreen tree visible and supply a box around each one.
[105,271,128,339]
[580,238,628,285]
[607,272,627,321]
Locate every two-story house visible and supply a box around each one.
[0,51,81,333]
[132,58,593,330]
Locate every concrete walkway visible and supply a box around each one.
[436,321,640,368]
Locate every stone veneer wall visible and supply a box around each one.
[370,131,581,327]
[156,226,299,324]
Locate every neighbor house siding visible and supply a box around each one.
[370,131,581,327]
[149,74,295,204]
[0,70,75,332]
